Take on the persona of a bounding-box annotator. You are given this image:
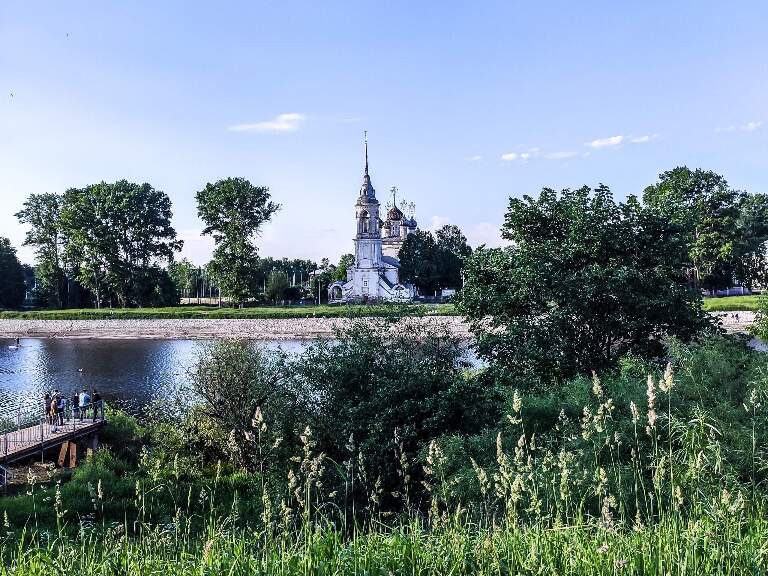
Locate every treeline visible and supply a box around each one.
[5,165,768,310]
[7,177,353,309]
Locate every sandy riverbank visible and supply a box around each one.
[0,312,754,340]
[0,316,473,340]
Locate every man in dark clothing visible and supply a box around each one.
[92,389,102,420]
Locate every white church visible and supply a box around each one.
[328,138,418,303]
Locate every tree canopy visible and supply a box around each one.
[458,185,710,385]
[59,181,182,307]
[196,178,280,305]
[0,237,26,309]
[642,166,768,290]
[398,225,472,295]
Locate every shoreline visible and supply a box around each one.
[0,312,753,340]
[0,316,474,340]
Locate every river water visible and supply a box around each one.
[0,338,311,416]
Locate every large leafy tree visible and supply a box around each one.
[458,185,709,385]
[0,237,26,309]
[398,230,440,295]
[334,253,354,282]
[15,193,68,308]
[643,167,744,290]
[435,224,472,289]
[60,181,182,307]
[731,193,768,289]
[196,178,280,306]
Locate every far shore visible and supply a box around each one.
[0,312,754,340]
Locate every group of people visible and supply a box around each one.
[43,388,102,430]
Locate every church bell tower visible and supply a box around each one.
[352,133,384,295]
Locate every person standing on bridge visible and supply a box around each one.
[79,388,90,422]
[50,392,59,431]
[55,393,65,426]
[44,392,52,425]
[92,389,101,420]
[71,391,80,421]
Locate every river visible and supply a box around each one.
[0,338,311,416]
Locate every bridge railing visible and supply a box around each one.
[1,399,107,464]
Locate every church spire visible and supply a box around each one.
[358,131,376,200]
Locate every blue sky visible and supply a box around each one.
[2,1,767,265]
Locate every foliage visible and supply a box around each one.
[334,253,354,282]
[399,226,472,295]
[265,271,290,303]
[57,181,182,307]
[0,237,25,309]
[196,178,280,305]
[398,230,440,294]
[309,258,337,303]
[458,185,710,385]
[291,318,500,507]
[14,193,68,308]
[435,224,472,289]
[643,166,768,290]
[2,340,768,573]
[185,340,307,474]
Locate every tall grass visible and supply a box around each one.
[1,367,766,574]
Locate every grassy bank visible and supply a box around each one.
[702,294,761,311]
[1,515,764,575]
[0,296,761,320]
[0,303,457,320]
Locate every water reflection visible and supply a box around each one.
[0,338,308,416]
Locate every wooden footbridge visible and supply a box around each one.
[0,400,106,488]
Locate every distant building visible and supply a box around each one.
[329,136,417,303]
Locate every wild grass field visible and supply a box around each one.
[1,330,767,574]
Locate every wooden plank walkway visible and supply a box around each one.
[1,416,105,465]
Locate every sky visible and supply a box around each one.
[1,1,767,265]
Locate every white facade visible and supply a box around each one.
[329,140,416,303]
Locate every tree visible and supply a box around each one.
[187,340,306,473]
[265,271,290,303]
[398,230,440,295]
[293,318,499,508]
[335,253,354,282]
[731,193,768,289]
[309,258,336,304]
[59,181,182,307]
[458,186,710,385]
[168,258,198,300]
[196,178,280,306]
[0,237,26,309]
[643,167,744,290]
[15,193,68,308]
[435,224,472,289]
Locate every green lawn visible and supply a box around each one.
[0,296,759,319]
[702,295,762,312]
[0,303,457,320]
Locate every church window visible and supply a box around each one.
[360,210,370,234]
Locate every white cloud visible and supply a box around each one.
[716,121,763,133]
[465,222,506,248]
[229,113,305,133]
[501,148,539,162]
[467,155,483,161]
[429,215,451,230]
[544,151,578,160]
[586,135,624,148]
